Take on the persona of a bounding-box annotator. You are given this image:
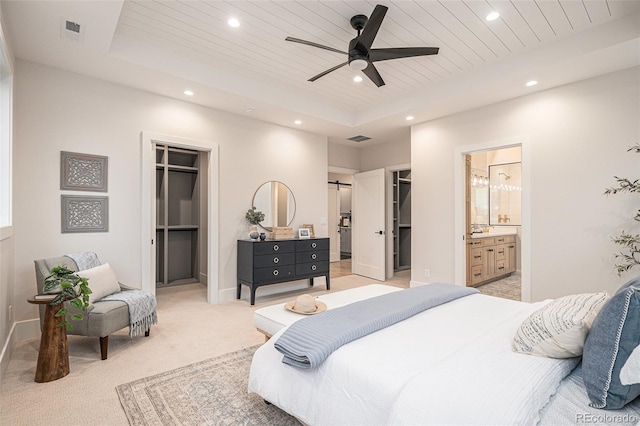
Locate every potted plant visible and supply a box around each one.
[245,206,265,240]
[605,143,640,275]
[43,265,91,330]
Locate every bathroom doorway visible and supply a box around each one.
[454,136,531,302]
[328,171,354,278]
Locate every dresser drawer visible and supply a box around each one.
[253,265,295,282]
[296,239,329,252]
[254,253,295,268]
[496,244,506,261]
[470,248,483,266]
[254,241,295,255]
[469,239,483,248]
[496,260,507,275]
[296,262,329,275]
[296,250,329,263]
[481,237,496,246]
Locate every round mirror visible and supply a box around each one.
[252,181,296,231]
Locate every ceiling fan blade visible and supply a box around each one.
[308,62,348,82]
[369,47,440,62]
[285,37,347,55]
[362,63,385,87]
[356,5,388,52]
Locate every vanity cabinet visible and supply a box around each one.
[237,238,330,305]
[466,234,516,287]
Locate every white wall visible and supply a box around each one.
[12,60,328,328]
[412,66,640,300]
[360,138,410,172]
[327,142,360,171]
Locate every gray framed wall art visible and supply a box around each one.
[60,151,108,192]
[61,195,109,233]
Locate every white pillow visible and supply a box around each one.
[512,292,609,358]
[77,263,121,304]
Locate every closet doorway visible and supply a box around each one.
[141,132,220,304]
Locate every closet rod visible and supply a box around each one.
[328,180,352,190]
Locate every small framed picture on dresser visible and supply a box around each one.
[298,228,311,239]
[302,223,315,238]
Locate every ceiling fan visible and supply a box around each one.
[285,4,439,87]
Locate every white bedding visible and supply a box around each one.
[249,293,579,425]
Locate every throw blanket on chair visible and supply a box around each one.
[65,252,101,271]
[101,290,158,337]
[275,283,479,369]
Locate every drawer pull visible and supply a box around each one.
[273,270,279,276]
[498,267,505,270]
[474,273,481,277]
[473,255,481,259]
[273,244,279,251]
[312,253,317,260]
[498,238,504,242]
[273,257,279,264]
[487,249,494,252]
[312,242,317,248]
[509,245,515,248]
[312,264,317,271]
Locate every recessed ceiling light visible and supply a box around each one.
[294,120,302,125]
[183,90,194,96]
[526,80,538,87]
[406,116,414,121]
[486,11,500,21]
[353,75,363,83]
[227,17,240,28]
[244,107,255,113]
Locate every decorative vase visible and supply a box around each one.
[259,232,266,241]
[249,225,259,241]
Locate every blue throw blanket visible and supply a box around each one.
[275,283,479,369]
[102,290,158,337]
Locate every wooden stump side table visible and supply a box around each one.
[27,297,69,383]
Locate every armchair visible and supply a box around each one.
[34,256,153,360]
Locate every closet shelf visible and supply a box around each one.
[168,165,198,173]
[399,178,411,184]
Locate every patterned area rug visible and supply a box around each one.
[116,345,298,425]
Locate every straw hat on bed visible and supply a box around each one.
[285,294,327,315]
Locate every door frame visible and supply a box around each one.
[453,135,532,301]
[141,131,220,304]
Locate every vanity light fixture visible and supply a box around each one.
[486,11,500,21]
[183,90,194,96]
[294,120,302,125]
[353,75,363,83]
[228,17,240,28]
[526,80,538,87]
[406,115,414,121]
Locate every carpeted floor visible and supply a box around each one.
[117,345,298,426]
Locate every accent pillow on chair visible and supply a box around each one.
[76,263,121,304]
[583,279,640,409]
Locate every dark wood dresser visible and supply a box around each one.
[237,237,330,305]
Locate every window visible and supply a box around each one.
[0,34,12,231]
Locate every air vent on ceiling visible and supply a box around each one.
[347,135,372,142]
[60,18,84,43]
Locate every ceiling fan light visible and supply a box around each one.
[486,11,500,21]
[353,75,363,83]
[350,59,368,71]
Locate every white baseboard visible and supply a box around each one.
[219,277,328,304]
[0,318,40,386]
[410,280,428,287]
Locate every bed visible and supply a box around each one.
[248,284,640,425]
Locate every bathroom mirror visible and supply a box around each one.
[489,162,522,226]
[470,169,489,226]
[252,181,296,231]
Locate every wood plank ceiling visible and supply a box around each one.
[115,0,635,112]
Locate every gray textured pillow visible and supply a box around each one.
[583,282,640,409]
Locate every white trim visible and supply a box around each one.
[0,225,12,241]
[141,132,220,304]
[453,135,532,302]
[0,319,40,385]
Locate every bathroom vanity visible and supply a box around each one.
[467,233,517,287]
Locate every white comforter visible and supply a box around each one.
[249,293,579,426]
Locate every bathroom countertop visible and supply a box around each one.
[470,230,518,238]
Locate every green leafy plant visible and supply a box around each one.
[245,206,265,225]
[43,265,91,330]
[605,143,640,275]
